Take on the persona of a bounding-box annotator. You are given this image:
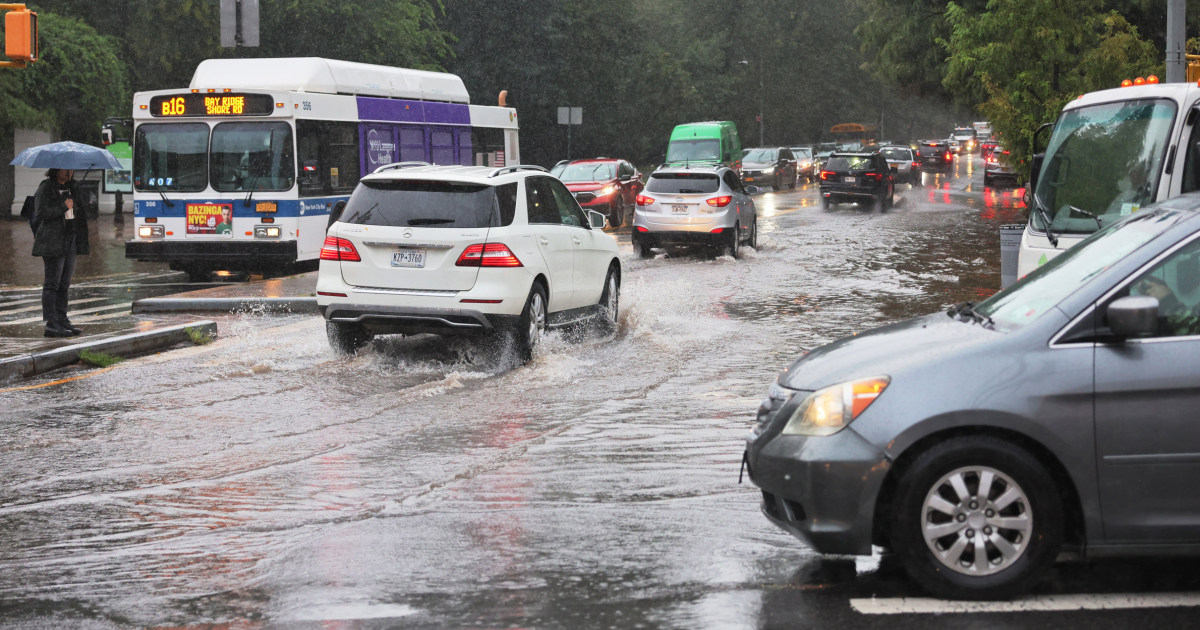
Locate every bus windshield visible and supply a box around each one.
[1032,98,1176,236]
[211,122,295,192]
[133,123,208,192]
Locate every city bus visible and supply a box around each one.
[126,57,520,281]
[1017,78,1196,279]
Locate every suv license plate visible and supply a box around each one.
[672,205,688,214]
[844,176,856,183]
[391,248,426,268]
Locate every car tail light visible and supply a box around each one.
[636,226,649,232]
[864,172,882,182]
[636,194,654,206]
[457,243,523,267]
[944,152,952,161]
[706,195,732,207]
[710,227,725,233]
[320,236,360,262]
[912,161,922,167]
[820,170,834,180]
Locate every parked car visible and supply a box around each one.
[818,151,896,211]
[983,146,1019,187]
[631,164,758,259]
[555,158,644,227]
[790,146,816,181]
[917,140,954,172]
[741,146,798,191]
[317,163,621,361]
[880,145,921,186]
[744,195,1200,599]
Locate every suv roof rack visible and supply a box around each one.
[373,161,432,174]
[489,165,548,178]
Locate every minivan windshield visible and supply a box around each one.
[341,180,518,228]
[976,210,1180,330]
[646,173,720,194]
[1032,98,1176,236]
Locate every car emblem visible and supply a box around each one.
[403,229,413,238]
[676,197,684,203]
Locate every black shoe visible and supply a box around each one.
[44,323,73,338]
[61,320,82,336]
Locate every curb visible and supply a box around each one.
[132,297,317,314]
[0,321,218,383]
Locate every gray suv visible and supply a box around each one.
[744,195,1200,599]
[632,165,758,259]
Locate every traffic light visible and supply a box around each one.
[3,5,37,65]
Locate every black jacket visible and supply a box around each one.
[31,178,89,257]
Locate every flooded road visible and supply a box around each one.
[16,156,1181,629]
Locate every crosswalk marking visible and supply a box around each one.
[850,593,1200,614]
[0,297,111,315]
[7,302,132,325]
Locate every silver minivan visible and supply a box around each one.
[744,194,1200,599]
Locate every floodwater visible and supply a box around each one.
[0,158,1044,628]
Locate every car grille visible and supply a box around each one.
[573,192,596,203]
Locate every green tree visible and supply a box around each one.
[942,0,1159,174]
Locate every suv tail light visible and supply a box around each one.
[864,172,882,182]
[636,194,655,206]
[944,152,952,162]
[706,195,732,207]
[457,243,523,267]
[820,170,834,180]
[320,236,360,262]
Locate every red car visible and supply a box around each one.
[555,158,643,227]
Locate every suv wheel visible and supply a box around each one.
[749,218,758,250]
[609,201,623,228]
[890,436,1063,600]
[725,224,741,259]
[773,173,782,191]
[633,235,655,259]
[326,320,372,355]
[514,283,547,362]
[788,171,797,189]
[819,195,831,210]
[597,267,619,335]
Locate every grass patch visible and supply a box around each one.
[185,327,214,345]
[79,349,123,368]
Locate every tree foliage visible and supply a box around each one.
[941,0,1159,172]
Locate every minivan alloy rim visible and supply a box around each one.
[920,465,1032,576]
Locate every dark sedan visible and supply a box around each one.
[744,195,1200,600]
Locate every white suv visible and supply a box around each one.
[317,163,621,360]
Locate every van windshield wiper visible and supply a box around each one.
[948,302,995,329]
[1068,204,1103,230]
[1032,194,1059,247]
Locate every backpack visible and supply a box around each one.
[20,194,36,234]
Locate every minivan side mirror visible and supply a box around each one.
[1107,295,1159,338]
[588,210,607,229]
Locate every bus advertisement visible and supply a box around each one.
[125,57,521,281]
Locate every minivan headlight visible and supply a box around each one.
[781,376,890,436]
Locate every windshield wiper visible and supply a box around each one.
[1068,204,1103,230]
[406,218,455,226]
[1032,194,1059,247]
[242,174,260,207]
[150,180,175,208]
[344,202,377,224]
[948,302,995,329]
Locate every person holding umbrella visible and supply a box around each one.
[12,141,122,338]
[32,167,88,337]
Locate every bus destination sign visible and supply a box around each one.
[150,93,274,118]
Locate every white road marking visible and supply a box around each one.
[851,593,1200,614]
[8,302,132,325]
[0,297,110,315]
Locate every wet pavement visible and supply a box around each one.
[6,156,1196,628]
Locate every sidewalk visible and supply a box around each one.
[0,271,318,382]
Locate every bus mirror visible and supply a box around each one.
[1029,153,1045,193]
[1188,106,1200,127]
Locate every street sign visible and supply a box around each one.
[557,107,582,125]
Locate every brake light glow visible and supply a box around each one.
[820,170,834,180]
[710,227,725,234]
[636,194,655,206]
[706,195,732,207]
[320,236,360,262]
[944,152,952,161]
[457,243,523,267]
[636,226,649,232]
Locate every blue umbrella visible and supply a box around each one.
[10,140,123,170]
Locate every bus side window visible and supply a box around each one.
[297,120,361,197]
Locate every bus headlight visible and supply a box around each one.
[138,225,164,238]
[254,225,282,238]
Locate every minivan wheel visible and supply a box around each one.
[597,267,619,335]
[890,436,1063,600]
[513,283,547,362]
[326,320,373,355]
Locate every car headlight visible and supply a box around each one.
[597,185,615,197]
[762,167,775,174]
[781,376,890,436]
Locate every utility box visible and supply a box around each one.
[4,8,37,62]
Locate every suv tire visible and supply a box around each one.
[749,219,758,250]
[725,224,741,259]
[609,201,623,228]
[597,267,619,335]
[514,283,547,362]
[327,320,372,354]
[890,436,1063,600]
[633,235,655,259]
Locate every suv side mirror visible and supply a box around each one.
[588,210,607,229]
[619,174,631,182]
[1108,295,1159,338]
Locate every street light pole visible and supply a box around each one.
[739,59,764,145]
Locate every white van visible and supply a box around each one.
[1018,79,1200,278]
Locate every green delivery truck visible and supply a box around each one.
[664,121,742,173]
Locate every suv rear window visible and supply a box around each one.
[824,156,874,171]
[342,180,518,228]
[646,173,721,194]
